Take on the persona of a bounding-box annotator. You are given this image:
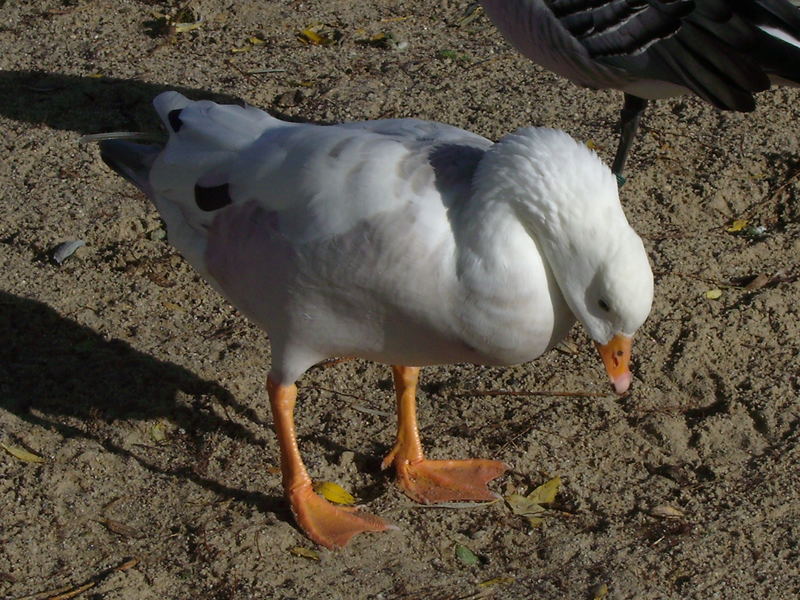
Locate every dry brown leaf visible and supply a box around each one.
[100,518,140,538]
[744,273,771,291]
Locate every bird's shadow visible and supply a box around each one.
[0,290,287,518]
[0,68,325,522]
[0,69,309,135]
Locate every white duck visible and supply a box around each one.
[480,0,800,180]
[99,92,653,549]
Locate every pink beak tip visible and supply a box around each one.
[612,371,632,395]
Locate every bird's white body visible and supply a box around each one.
[102,92,653,385]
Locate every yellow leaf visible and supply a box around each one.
[506,493,542,515]
[290,546,320,560]
[506,493,546,527]
[173,21,203,34]
[298,28,328,45]
[527,475,561,504]
[506,476,561,528]
[151,421,167,443]
[586,140,599,150]
[230,46,251,53]
[87,73,104,79]
[314,481,356,504]
[593,583,609,599]
[248,36,265,45]
[726,219,748,233]
[162,301,185,312]
[704,289,723,300]
[1,442,46,463]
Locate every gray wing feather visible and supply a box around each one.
[482,0,800,109]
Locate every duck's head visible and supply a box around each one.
[569,229,654,394]
[476,127,654,393]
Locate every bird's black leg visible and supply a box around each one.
[612,94,648,186]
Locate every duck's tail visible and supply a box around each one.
[99,91,281,275]
[99,139,162,197]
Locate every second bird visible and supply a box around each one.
[481,0,800,181]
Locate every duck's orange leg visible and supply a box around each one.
[381,366,507,504]
[268,377,391,548]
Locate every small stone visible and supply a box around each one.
[339,450,355,467]
[52,240,86,264]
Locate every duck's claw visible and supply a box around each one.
[289,484,393,549]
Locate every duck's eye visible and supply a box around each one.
[598,299,610,312]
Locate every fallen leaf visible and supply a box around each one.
[314,481,356,505]
[162,301,185,312]
[506,476,561,528]
[478,576,515,587]
[593,583,609,599]
[298,28,326,44]
[704,289,723,300]
[0,442,46,463]
[297,25,339,46]
[506,493,547,527]
[527,475,561,504]
[151,421,167,442]
[454,543,479,566]
[726,219,748,232]
[248,36,265,45]
[290,546,320,560]
[99,518,140,538]
[173,20,203,34]
[649,504,685,519]
[744,273,771,291]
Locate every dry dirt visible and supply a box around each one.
[1,1,799,599]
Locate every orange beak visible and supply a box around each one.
[595,334,633,395]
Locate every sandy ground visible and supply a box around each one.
[2,1,800,599]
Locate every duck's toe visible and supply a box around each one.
[288,484,393,549]
[390,457,508,504]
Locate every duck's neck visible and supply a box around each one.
[448,186,574,364]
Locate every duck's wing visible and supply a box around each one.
[481,0,800,109]
[220,116,492,243]
[102,92,492,269]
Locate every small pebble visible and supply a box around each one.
[339,450,355,467]
[52,240,86,265]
